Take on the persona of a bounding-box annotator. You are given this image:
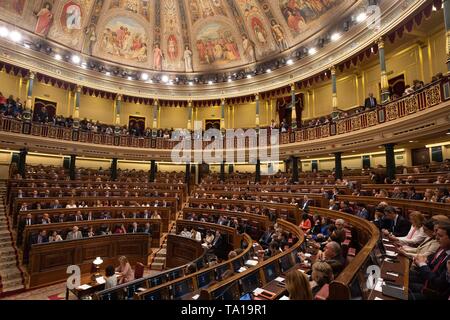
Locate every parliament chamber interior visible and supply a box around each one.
[0,0,449,302]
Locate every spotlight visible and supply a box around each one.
[331,33,341,42]
[356,12,367,23]
[71,55,81,64]
[0,26,9,38]
[9,30,22,42]
[308,48,318,55]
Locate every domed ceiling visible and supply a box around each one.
[0,0,360,73]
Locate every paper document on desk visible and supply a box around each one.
[374,279,383,293]
[275,277,285,283]
[304,253,312,258]
[192,294,200,300]
[375,297,383,300]
[386,272,399,278]
[238,267,248,273]
[253,288,264,295]
[279,295,290,300]
[245,260,259,266]
[385,250,398,257]
[384,244,395,248]
[95,277,106,285]
[77,284,92,290]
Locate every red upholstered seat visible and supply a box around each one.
[134,262,145,279]
[314,284,329,300]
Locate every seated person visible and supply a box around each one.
[310,261,334,297]
[408,222,450,299]
[382,206,411,237]
[316,241,346,277]
[105,265,118,289]
[285,269,313,300]
[397,219,439,259]
[116,256,134,284]
[389,211,426,247]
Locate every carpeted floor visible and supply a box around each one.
[1,269,162,300]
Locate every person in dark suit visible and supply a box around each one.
[18,213,34,245]
[210,230,228,259]
[372,208,392,231]
[364,93,377,110]
[259,226,274,248]
[128,222,142,233]
[301,195,312,211]
[382,206,411,237]
[142,223,152,236]
[32,230,49,244]
[316,241,345,277]
[409,222,450,299]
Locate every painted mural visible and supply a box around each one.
[196,23,241,66]
[60,1,83,32]
[100,17,148,62]
[109,0,151,21]
[0,0,26,15]
[188,0,228,25]
[0,0,356,72]
[280,0,339,35]
[34,2,54,37]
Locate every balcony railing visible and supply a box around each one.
[1,77,448,150]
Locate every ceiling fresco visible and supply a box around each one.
[0,0,360,73]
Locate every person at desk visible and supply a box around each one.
[316,241,345,277]
[116,256,134,284]
[382,206,411,237]
[389,211,426,247]
[299,213,312,233]
[310,261,334,297]
[105,265,118,289]
[66,226,83,240]
[301,195,312,212]
[285,269,313,300]
[397,219,439,259]
[409,222,450,299]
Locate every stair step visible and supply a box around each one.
[150,262,164,271]
[1,278,24,290]
[153,257,166,264]
[0,269,22,278]
[0,261,17,269]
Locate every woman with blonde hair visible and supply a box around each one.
[285,269,313,300]
[389,211,426,246]
[310,261,334,296]
[116,256,134,284]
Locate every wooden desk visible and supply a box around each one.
[368,238,410,300]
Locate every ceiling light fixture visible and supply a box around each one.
[0,26,9,38]
[331,33,341,42]
[9,30,22,42]
[308,48,318,55]
[71,55,81,64]
[356,12,367,23]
